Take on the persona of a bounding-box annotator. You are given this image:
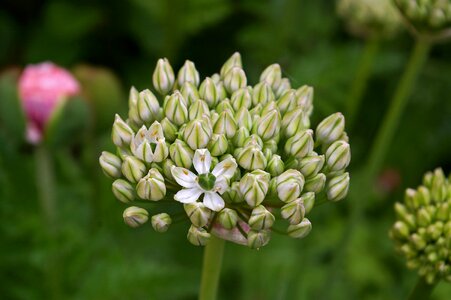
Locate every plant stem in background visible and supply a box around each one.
[346,37,380,129]
[199,235,225,300]
[407,277,437,300]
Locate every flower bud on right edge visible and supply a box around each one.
[390,168,451,284]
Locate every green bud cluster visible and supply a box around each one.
[100,53,351,248]
[337,0,402,38]
[390,168,451,284]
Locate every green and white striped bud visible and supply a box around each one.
[231,87,252,110]
[260,64,282,91]
[275,169,305,203]
[222,182,244,204]
[302,192,316,214]
[180,81,200,106]
[244,134,264,149]
[184,202,212,227]
[128,87,141,125]
[236,146,267,171]
[287,218,312,238]
[112,114,134,147]
[255,109,280,141]
[281,107,309,138]
[199,77,218,108]
[163,91,188,126]
[161,158,176,181]
[121,156,146,183]
[151,213,172,232]
[216,82,228,100]
[217,208,239,229]
[99,151,122,178]
[137,89,160,123]
[235,107,253,131]
[177,60,200,88]
[295,85,314,115]
[152,58,175,95]
[298,154,325,178]
[213,110,237,139]
[277,89,296,115]
[327,172,350,202]
[247,230,270,249]
[281,198,305,225]
[187,225,211,246]
[264,139,278,153]
[183,119,213,150]
[208,134,228,156]
[224,67,247,94]
[220,52,242,79]
[160,118,178,142]
[123,206,149,228]
[275,78,291,98]
[260,101,278,116]
[252,82,275,106]
[239,170,270,207]
[189,99,210,120]
[284,129,314,159]
[325,141,351,172]
[169,139,194,168]
[232,127,250,147]
[316,113,345,146]
[266,154,285,177]
[215,99,234,114]
[112,179,135,203]
[304,173,326,193]
[248,205,275,230]
[136,168,166,201]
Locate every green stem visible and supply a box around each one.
[365,38,431,180]
[199,235,225,300]
[407,277,437,300]
[347,37,381,129]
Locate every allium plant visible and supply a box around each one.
[390,168,451,285]
[100,53,351,249]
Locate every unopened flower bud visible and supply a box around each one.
[302,192,316,214]
[231,87,252,110]
[187,225,211,246]
[151,213,172,232]
[275,78,291,98]
[247,230,270,249]
[244,134,264,149]
[160,117,178,142]
[169,139,194,168]
[208,134,228,156]
[99,151,122,178]
[235,107,253,131]
[183,119,212,150]
[281,198,305,225]
[298,155,325,178]
[184,202,212,227]
[137,89,160,123]
[123,206,148,228]
[163,91,188,126]
[136,168,166,201]
[215,100,233,115]
[177,60,200,87]
[260,64,282,91]
[417,207,432,227]
[277,89,297,115]
[327,172,350,202]
[266,154,285,176]
[304,173,326,193]
[295,85,314,115]
[112,179,135,203]
[180,81,200,106]
[252,82,275,106]
[316,113,345,146]
[121,156,146,183]
[287,218,312,238]
[260,100,278,117]
[236,146,267,171]
[152,58,175,95]
[239,170,270,207]
[220,52,242,78]
[217,208,239,230]
[276,169,304,203]
[264,139,278,153]
[248,205,275,230]
[213,110,237,138]
[189,99,210,120]
[284,130,314,159]
[232,127,250,147]
[199,77,218,108]
[112,114,134,147]
[254,109,280,141]
[281,107,309,137]
[223,67,247,94]
[325,141,351,172]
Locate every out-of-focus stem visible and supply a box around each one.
[199,235,225,300]
[407,277,437,300]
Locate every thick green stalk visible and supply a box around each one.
[199,235,225,300]
[407,277,437,300]
[347,37,381,129]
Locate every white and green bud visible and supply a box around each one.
[281,198,305,225]
[249,104,263,117]
[222,182,244,204]
[266,154,285,177]
[208,134,228,156]
[199,77,218,108]
[325,140,351,172]
[247,230,270,249]
[99,151,122,178]
[275,78,291,98]
[153,140,169,163]
[235,107,253,131]
[213,110,237,139]
[177,60,200,87]
[239,170,270,207]
[183,119,213,150]
[187,225,211,246]
[220,52,242,79]
[264,139,278,154]
[189,99,210,121]
[236,146,267,171]
[284,129,314,159]
[112,114,134,147]
[254,109,280,141]
[123,206,149,228]
[137,89,160,123]
[260,64,282,91]
[163,91,188,126]
[232,127,250,147]
[281,107,310,137]
[112,179,135,203]
[275,169,305,203]
[217,208,239,230]
[231,87,252,110]
[136,168,166,201]
[316,113,345,146]
[169,139,194,168]
[260,101,278,116]
[295,85,314,115]
[248,205,275,230]
[152,58,175,95]
[298,154,325,178]
[223,67,247,94]
[161,158,176,181]
[151,213,172,232]
[243,134,264,149]
[180,81,200,106]
[304,173,326,193]
[287,218,312,238]
[252,82,275,106]
[327,172,350,202]
[184,202,212,227]
[121,156,146,183]
[215,99,234,114]
[160,117,178,142]
[302,192,316,214]
[216,82,228,100]
[277,89,297,115]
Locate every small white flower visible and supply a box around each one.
[171,149,237,211]
[130,122,168,163]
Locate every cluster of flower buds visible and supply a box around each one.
[337,0,402,38]
[390,168,451,284]
[99,53,351,248]
[394,0,451,38]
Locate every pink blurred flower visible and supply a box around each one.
[18,62,80,144]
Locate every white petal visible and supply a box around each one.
[203,192,225,211]
[171,166,198,188]
[214,177,229,194]
[147,122,164,143]
[193,149,212,174]
[212,157,237,179]
[174,188,203,203]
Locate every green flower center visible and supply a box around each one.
[198,173,216,191]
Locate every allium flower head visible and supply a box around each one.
[18,62,80,144]
[390,168,451,284]
[100,53,351,248]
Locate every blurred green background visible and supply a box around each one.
[1,0,451,299]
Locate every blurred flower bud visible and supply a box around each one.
[180,81,200,106]
[184,202,212,227]
[260,64,282,91]
[187,225,211,246]
[392,221,410,239]
[208,134,229,156]
[183,119,212,150]
[160,117,178,142]
[163,91,188,126]
[220,52,242,79]
[217,208,239,230]
[189,99,210,120]
[281,107,309,138]
[121,156,146,183]
[152,58,175,95]
[137,89,160,124]
[248,205,275,230]
[298,154,325,178]
[199,77,218,108]
[112,179,136,203]
[284,130,314,159]
[236,146,267,171]
[325,141,351,172]
[213,110,237,139]
[287,218,312,238]
[266,154,285,177]
[327,172,350,202]
[112,114,134,148]
[276,169,305,203]
[239,170,270,207]
[281,198,305,225]
[252,82,275,106]
[302,192,316,214]
[177,60,200,87]
[151,213,172,232]
[136,168,166,201]
[169,139,194,168]
[277,89,297,115]
[224,67,247,94]
[99,151,122,178]
[123,206,148,228]
[247,230,270,249]
[316,113,345,146]
[304,173,326,193]
[275,78,291,98]
[295,85,314,116]
[231,87,252,110]
[254,109,280,141]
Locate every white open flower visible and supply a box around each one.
[171,149,237,211]
[130,121,168,163]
